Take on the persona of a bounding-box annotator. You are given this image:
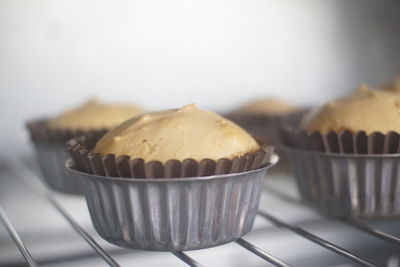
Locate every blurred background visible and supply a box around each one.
[1,0,400,155]
[1,1,400,266]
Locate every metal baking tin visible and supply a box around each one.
[27,119,107,195]
[65,155,278,251]
[284,146,400,218]
[33,141,84,195]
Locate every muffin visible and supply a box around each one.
[384,76,400,93]
[26,99,143,194]
[236,98,298,115]
[227,98,306,172]
[281,86,400,218]
[47,99,142,130]
[93,104,260,162]
[301,85,400,134]
[228,98,300,139]
[66,104,277,251]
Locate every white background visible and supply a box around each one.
[1,0,400,154]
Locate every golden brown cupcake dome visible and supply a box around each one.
[93,104,260,163]
[48,99,143,131]
[235,98,298,115]
[300,85,400,135]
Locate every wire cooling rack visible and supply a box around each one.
[0,157,399,267]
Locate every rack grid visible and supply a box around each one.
[1,157,399,267]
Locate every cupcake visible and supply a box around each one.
[384,76,400,93]
[66,104,277,251]
[281,86,400,218]
[47,99,143,131]
[236,98,298,115]
[26,99,143,194]
[228,98,300,139]
[227,98,306,172]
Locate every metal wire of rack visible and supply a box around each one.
[1,157,399,267]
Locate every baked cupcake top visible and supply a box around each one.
[48,99,143,130]
[93,104,260,162]
[237,98,297,115]
[301,85,400,134]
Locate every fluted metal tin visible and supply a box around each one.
[27,120,106,195]
[284,147,400,218]
[32,141,84,195]
[65,155,278,251]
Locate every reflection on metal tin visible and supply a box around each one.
[33,142,84,195]
[285,147,400,218]
[65,155,278,251]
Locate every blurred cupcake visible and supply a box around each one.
[66,104,276,251]
[228,98,300,141]
[384,76,400,93]
[281,86,400,218]
[47,99,143,131]
[27,99,143,194]
[227,98,306,172]
[237,98,298,115]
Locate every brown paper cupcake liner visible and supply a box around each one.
[26,119,108,143]
[280,127,400,155]
[66,135,274,179]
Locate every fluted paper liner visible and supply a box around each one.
[26,119,108,143]
[67,135,274,179]
[280,127,400,154]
